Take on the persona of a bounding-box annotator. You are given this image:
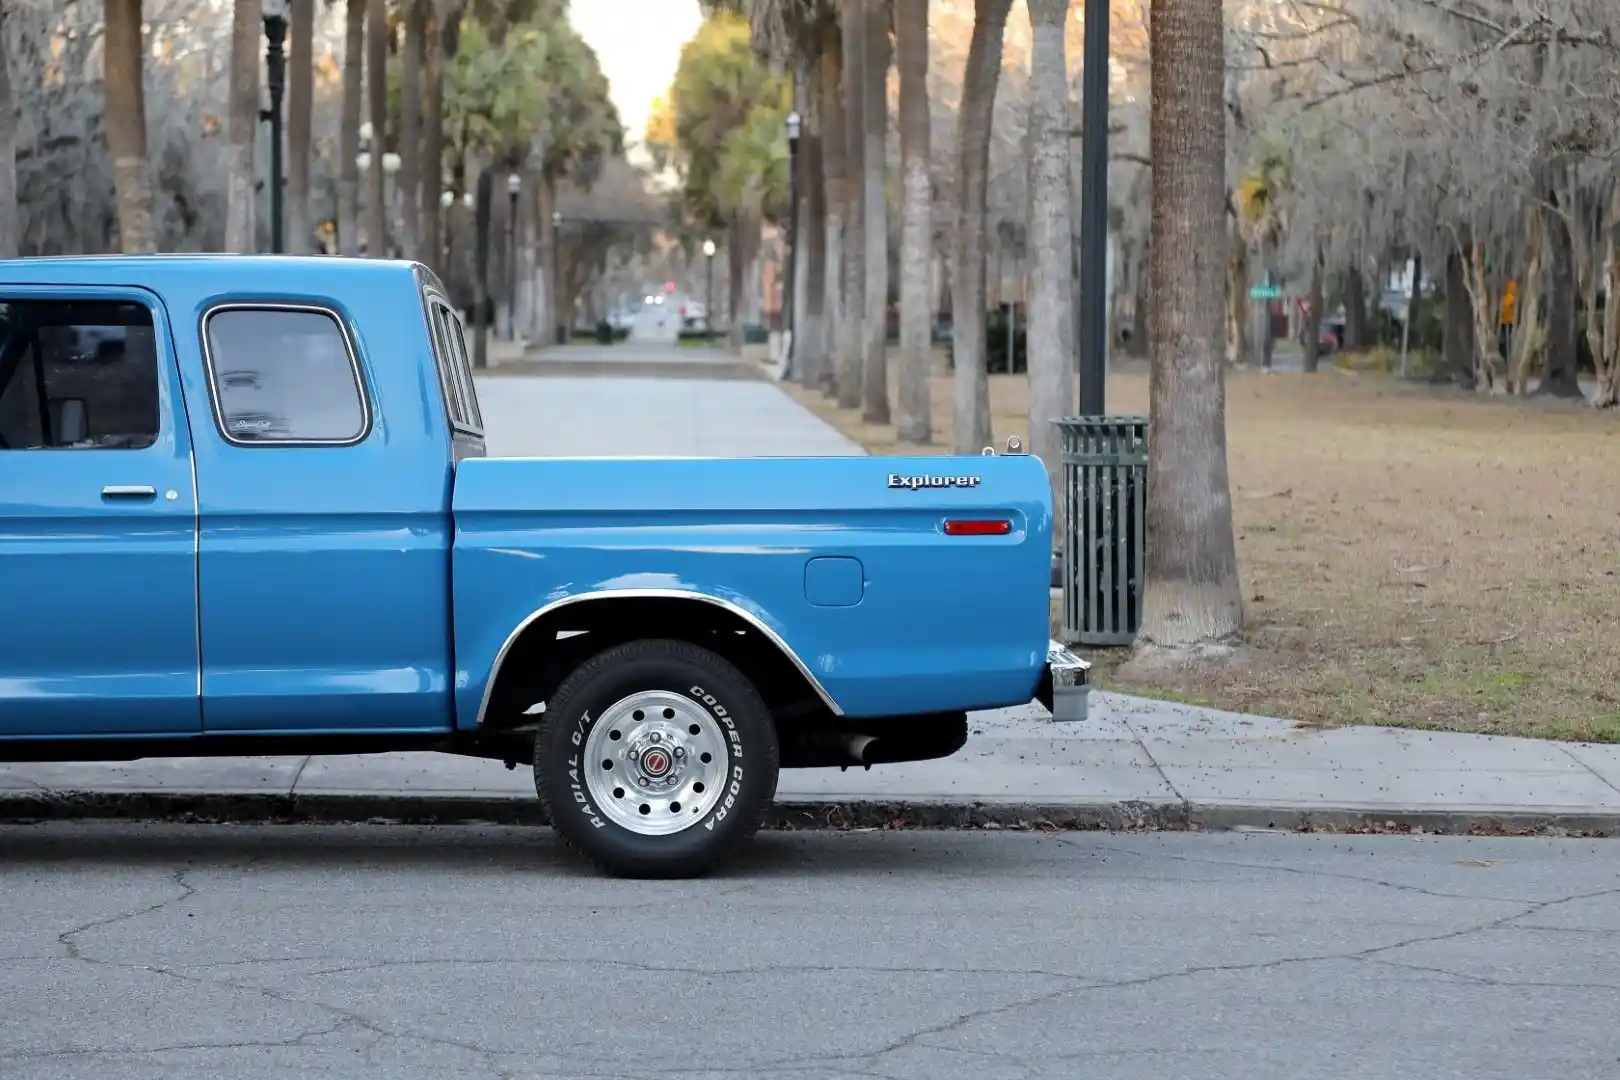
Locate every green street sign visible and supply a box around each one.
[1249,284,1282,300]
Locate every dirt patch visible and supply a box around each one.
[785,360,1620,742]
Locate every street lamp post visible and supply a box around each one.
[552,211,565,345]
[783,109,801,377]
[1076,0,1110,415]
[380,152,401,257]
[506,174,521,341]
[702,237,716,346]
[439,189,454,269]
[260,0,288,253]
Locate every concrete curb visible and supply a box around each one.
[1,791,1617,838]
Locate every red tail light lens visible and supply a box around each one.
[943,519,1012,536]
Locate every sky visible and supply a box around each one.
[569,0,705,165]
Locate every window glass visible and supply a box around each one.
[0,299,160,451]
[430,301,483,431]
[428,304,471,429]
[205,307,367,444]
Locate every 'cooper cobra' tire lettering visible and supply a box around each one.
[539,642,780,876]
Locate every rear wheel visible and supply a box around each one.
[534,638,780,878]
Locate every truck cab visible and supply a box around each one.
[0,255,1087,877]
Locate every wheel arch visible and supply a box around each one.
[472,589,842,731]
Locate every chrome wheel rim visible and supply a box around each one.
[582,690,730,836]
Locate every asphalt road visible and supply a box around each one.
[2,825,1617,1080]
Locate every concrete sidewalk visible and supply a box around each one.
[5,350,1619,835]
[4,696,1619,834]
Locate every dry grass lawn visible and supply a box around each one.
[784,357,1620,742]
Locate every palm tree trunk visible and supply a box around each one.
[0,5,17,259]
[225,0,261,252]
[1025,0,1075,511]
[365,0,389,256]
[798,48,830,391]
[949,0,1010,453]
[818,33,846,397]
[836,0,865,409]
[286,0,314,253]
[104,0,158,253]
[398,0,427,261]
[422,2,457,273]
[1137,0,1244,651]
[894,0,930,442]
[338,0,365,256]
[860,0,891,424]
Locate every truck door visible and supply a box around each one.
[188,302,454,733]
[0,289,202,737]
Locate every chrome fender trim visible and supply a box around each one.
[473,587,844,727]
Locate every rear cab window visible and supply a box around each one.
[201,305,370,445]
[421,290,484,442]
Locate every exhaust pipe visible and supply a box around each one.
[842,733,878,764]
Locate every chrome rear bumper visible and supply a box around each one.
[1035,639,1091,722]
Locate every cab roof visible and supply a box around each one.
[0,254,438,295]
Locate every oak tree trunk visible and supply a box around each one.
[286,0,315,253]
[859,0,891,424]
[1137,0,1244,652]
[1343,261,1368,350]
[1437,238,1476,388]
[948,0,1011,453]
[894,0,931,443]
[338,0,365,256]
[1301,243,1324,373]
[1509,212,1544,394]
[105,0,158,253]
[1025,0,1075,514]
[1537,196,1583,398]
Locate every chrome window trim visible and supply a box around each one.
[199,301,373,448]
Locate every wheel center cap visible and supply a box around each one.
[640,747,673,778]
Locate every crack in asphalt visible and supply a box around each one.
[1079,837,1566,904]
[14,853,1620,1078]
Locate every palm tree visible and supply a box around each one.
[893,0,930,444]
[338,0,365,255]
[0,4,17,259]
[836,0,863,408]
[949,0,1012,453]
[1024,0,1075,512]
[1135,0,1244,652]
[857,0,889,425]
[104,0,158,252]
[225,0,262,252]
[286,0,315,253]
[365,0,388,255]
[399,0,429,260]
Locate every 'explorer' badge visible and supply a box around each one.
[888,473,982,490]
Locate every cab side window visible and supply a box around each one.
[0,299,160,451]
[426,300,483,434]
[204,306,369,445]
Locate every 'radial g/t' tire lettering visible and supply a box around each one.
[534,638,780,878]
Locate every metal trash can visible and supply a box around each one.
[1055,415,1148,646]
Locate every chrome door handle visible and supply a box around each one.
[101,485,157,499]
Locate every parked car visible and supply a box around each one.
[0,255,1088,878]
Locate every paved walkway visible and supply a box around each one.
[3,345,1618,833]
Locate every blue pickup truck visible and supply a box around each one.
[0,255,1088,877]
